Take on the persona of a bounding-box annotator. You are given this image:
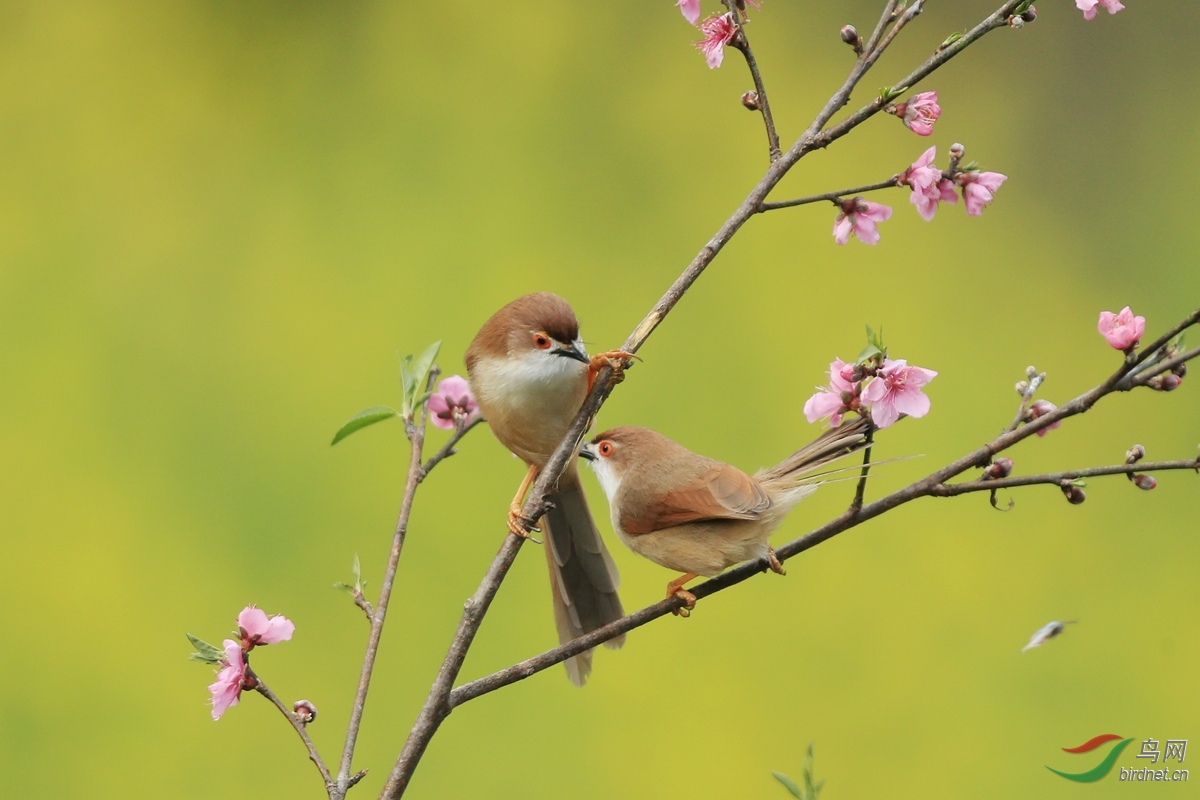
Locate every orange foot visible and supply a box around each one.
[665,572,699,617]
[588,350,639,392]
[767,547,787,576]
[506,506,541,541]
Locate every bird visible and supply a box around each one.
[465,292,634,685]
[580,419,871,615]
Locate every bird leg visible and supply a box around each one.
[507,463,542,539]
[767,547,787,576]
[587,350,638,393]
[665,572,699,617]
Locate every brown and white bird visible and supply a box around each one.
[580,419,870,614]
[465,293,633,685]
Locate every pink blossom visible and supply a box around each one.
[208,640,246,720]
[237,606,295,649]
[833,198,893,245]
[677,0,701,25]
[1027,399,1060,437]
[804,358,858,427]
[957,171,1007,216]
[428,375,479,430]
[695,12,737,68]
[900,147,957,221]
[895,92,941,136]
[1097,306,1146,351]
[861,358,937,429]
[1077,0,1124,20]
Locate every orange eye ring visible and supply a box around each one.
[598,441,614,458]
[533,332,552,350]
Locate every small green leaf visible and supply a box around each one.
[187,633,226,665]
[334,581,357,595]
[400,341,442,417]
[772,772,803,799]
[939,31,962,50]
[856,344,883,365]
[352,553,362,585]
[331,405,400,446]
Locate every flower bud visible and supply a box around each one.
[1132,474,1157,491]
[1061,485,1086,505]
[985,457,1013,479]
[1174,362,1188,378]
[1025,365,1038,380]
[949,142,966,161]
[741,90,760,111]
[1125,444,1145,464]
[1014,380,1029,396]
[293,699,318,724]
[1008,15,1024,28]
[1159,373,1183,391]
[840,25,862,50]
[1021,6,1038,22]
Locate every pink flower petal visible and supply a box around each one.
[677,0,701,26]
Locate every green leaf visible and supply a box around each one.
[331,405,400,446]
[856,344,883,365]
[400,341,442,417]
[352,553,361,585]
[939,31,962,50]
[334,581,357,595]
[187,633,226,665]
[772,772,803,799]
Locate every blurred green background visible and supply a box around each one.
[1,1,1197,797]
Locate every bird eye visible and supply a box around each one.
[598,441,614,457]
[533,332,552,350]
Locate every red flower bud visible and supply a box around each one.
[1132,474,1157,491]
[1061,485,1086,505]
[741,90,761,111]
[985,458,1014,479]
[293,699,318,724]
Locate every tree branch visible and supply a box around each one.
[445,314,1200,705]
[247,666,334,793]
[726,1,781,161]
[931,459,1200,496]
[759,178,900,212]
[375,3,1073,796]
[335,373,479,798]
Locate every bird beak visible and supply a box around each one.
[552,344,589,364]
[579,444,597,462]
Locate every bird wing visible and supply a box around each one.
[622,463,771,535]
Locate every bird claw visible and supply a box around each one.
[588,350,638,389]
[767,548,787,576]
[507,508,542,542]
[670,589,697,617]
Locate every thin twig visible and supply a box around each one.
[849,423,875,513]
[247,666,334,792]
[759,178,899,212]
[725,1,781,161]
[1120,345,1198,390]
[931,460,1200,496]
[335,373,439,798]
[444,320,1200,704]
[420,416,486,477]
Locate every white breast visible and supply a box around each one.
[471,352,588,466]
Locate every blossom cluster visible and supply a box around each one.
[205,606,295,720]
[804,354,937,430]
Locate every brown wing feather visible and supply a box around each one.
[622,463,770,534]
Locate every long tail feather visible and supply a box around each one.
[756,416,872,485]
